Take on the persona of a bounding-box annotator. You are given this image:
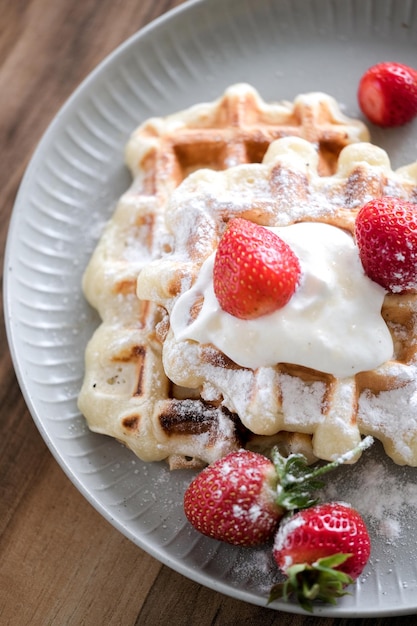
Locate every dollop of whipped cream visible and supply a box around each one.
[170,222,393,378]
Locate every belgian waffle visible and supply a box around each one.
[137,137,417,467]
[78,84,372,469]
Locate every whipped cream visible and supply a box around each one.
[170,222,394,378]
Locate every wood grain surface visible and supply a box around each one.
[0,1,415,624]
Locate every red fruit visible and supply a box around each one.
[213,218,301,320]
[273,503,370,578]
[270,503,371,611]
[183,450,283,547]
[355,196,417,294]
[183,438,374,548]
[358,61,417,127]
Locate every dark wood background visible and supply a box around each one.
[0,1,415,624]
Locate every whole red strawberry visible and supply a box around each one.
[270,503,371,611]
[184,450,283,547]
[355,196,417,293]
[213,218,301,320]
[358,61,417,127]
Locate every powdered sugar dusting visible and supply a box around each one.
[273,514,306,554]
[320,448,417,545]
[358,370,417,464]
[279,373,326,427]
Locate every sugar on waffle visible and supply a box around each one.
[78,83,383,469]
[138,135,417,467]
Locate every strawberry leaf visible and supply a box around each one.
[271,436,373,512]
[268,554,354,612]
[273,453,323,510]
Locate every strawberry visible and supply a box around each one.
[355,196,417,293]
[183,438,373,548]
[357,61,417,127]
[270,503,371,612]
[184,450,283,547]
[213,218,301,320]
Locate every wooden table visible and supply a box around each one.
[0,1,415,624]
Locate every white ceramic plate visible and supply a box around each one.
[5,0,417,616]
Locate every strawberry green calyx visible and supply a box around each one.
[271,435,374,512]
[269,553,354,612]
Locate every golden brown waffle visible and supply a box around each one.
[78,84,371,469]
[138,137,417,467]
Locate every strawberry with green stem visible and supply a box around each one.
[270,502,371,612]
